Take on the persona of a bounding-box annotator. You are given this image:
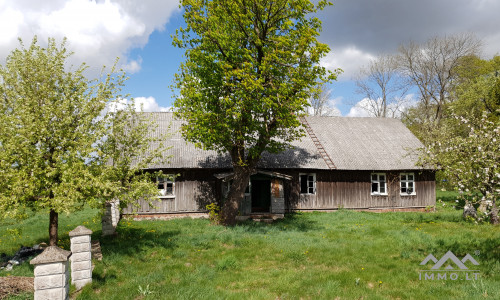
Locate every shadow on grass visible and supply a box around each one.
[235,212,320,233]
[93,227,181,258]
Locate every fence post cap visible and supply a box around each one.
[30,246,72,265]
[69,225,93,237]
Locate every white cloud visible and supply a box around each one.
[108,96,172,113]
[347,94,418,118]
[133,96,172,112]
[347,98,372,117]
[0,0,180,75]
[321,46,376,81]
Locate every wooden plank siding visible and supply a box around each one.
[122,168,435,215]
[286,170,435,210]
[122,169,221,215]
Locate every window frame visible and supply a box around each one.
[157,175,175,198]
[299,173,316,195]
[371,173,387,196]
[400,172,416,196]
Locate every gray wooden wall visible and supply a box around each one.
[122,169,219,215]
[122,169,436,215]
[287,170,435,210]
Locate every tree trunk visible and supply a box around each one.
[490,199,499,225]
[220,166,253,226]
[49,209,59,246]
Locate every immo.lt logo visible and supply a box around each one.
[419,250,480,281]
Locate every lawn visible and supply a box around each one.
[1,191,500,299]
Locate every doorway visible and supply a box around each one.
[251,179,271,213]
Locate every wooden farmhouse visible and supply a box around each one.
[122,112,436,218]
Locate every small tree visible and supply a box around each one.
[308,82,340,116]
[172,0,338,225]
[355,54,409,118]
[0,37,164,245]
[419,112,499,224]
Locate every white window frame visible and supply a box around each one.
[299,173,316,195]
[371,173,387,196]
[400,172,416,196]
[157,175,175,198]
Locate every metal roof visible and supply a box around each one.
[144,112,426,170]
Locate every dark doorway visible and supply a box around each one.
[251,179,271,213]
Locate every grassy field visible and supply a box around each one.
[1,191,500,299]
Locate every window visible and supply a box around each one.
[157,175,175,197]
[400,173,416,195]
[299,173,316,194]
[371,173,387,195]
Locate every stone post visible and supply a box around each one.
[30,246,71,300]
[102,200,120,236]
[69,226,93,290]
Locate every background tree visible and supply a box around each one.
[418,54,500,224]
[450,55,500,121]
[355,54,409,118]
[0,37,163,245]
[397,33,481,142]
[172,0,338,225]
[415,55,500,148]
[308,82,340,116]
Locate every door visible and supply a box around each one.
[251,179,271,213]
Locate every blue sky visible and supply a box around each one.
[1,0,499,116]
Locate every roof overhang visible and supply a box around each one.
[214,170,292,181]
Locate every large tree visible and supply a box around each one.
[397,33,481,130]
[0,37,163,245]
[172,0,337,225]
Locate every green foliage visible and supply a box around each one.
[97,109,168,211]
[172,0,338,160]
[450,56,500,126]
[419,111,499,223]
[0,37,166,241]
[205,203,221,224]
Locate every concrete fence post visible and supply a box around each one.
[69,225,93,290]
[102,200,120,236]
[30,246,71,300]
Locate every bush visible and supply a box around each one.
[206,203,221,224]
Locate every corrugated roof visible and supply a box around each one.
[144,112,426,170]
[306,116,424,170]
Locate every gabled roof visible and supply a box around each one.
[145,112,426,171]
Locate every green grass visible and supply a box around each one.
[2,191,500,299]
[0,208,101,277]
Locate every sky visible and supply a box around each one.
[0,0,499,116]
